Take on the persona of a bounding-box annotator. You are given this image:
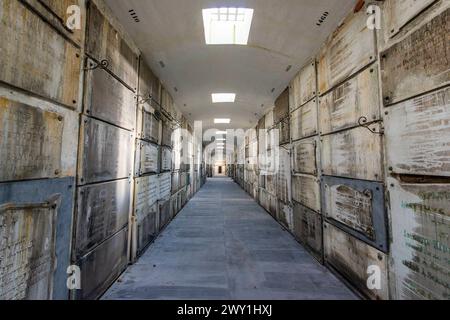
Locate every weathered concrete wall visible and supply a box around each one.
[316,2,388,300]
[380,0,449,300]
[231,0,449,300]
[72,0,138,300]
[0,0,82,300]
[0,0,204,300]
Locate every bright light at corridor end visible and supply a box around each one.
[212,93,236,103]
[203,8,254,45]
[214,118,231,124]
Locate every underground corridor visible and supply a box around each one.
[103,178,356,300]
[0,0,448,302]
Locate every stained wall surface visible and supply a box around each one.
[229,0,449,300]
[0,0,448,301]
[0,0,204,300]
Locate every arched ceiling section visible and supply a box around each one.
[105,0,356,130]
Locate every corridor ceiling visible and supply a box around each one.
[105,0,356,130]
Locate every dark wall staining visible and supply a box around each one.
[229,0,449,300]
[0,0,204,301]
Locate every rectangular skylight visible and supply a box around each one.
[216,131,227,135]
[212,93,236,103]
[203,8,254,45]
[214,118,231,124]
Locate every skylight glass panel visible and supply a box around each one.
[212,93,236,103]
[203,8,254,45]
[214,118,231,124]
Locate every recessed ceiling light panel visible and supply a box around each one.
[214,118,231,124]
[212,93,236,103]
[203,8,254,45]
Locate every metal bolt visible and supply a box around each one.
[57,116,63,121]
[54,169,60,175]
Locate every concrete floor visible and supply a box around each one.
[103,177,357,300]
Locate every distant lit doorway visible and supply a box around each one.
[214,160,226,177]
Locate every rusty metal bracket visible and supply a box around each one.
[154,110,162,121]
[137,93,152,105]
[269,115,290,130]
[157,101,182,129]
[358,116,384,135]
[138,95,181,128]
[354,0,365,13]
[280,115,290,126]
[84,59,109,71]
